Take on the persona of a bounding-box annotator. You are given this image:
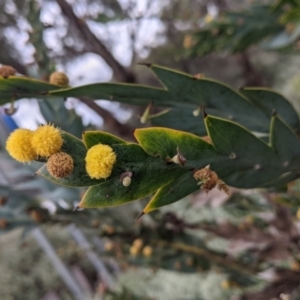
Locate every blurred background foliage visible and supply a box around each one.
[2,0,300,299]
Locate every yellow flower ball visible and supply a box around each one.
[129,245,139,256]
[133,239,144,251]
[6,128,36,163]
[142,245,153,257]
[31,125,63,157]
[85,144,117,179]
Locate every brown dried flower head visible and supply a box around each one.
[47,151,74,178]
[0,65,16,77]
[217,179,231,195]
[49,71,69,86]
[193,165,218,192]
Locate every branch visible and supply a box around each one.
[157,240,259,275]
[240,269,300,300]
[0,44,28,75]
[55,0,136,83]
[238,52,264,86]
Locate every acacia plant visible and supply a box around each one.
[187,1,300,56]
[2,64,300,216]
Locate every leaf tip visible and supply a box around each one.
[132,128,139,139]
[201,106,207,118]
[272,109,277,117]
[73,205,81,211]
[135,211,145,220]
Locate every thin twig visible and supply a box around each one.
[55,0,136,83]
[156,240,259,275]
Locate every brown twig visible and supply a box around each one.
[238,51,264,86]
[55,0,136,83]
[156,240,259,275]
[240,269,300,300]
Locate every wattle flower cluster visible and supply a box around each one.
[6,124,74,179]
[6,125,118,181]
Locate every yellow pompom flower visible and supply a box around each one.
[6,128,36,163]
[31,125,63,157]
[85,144,117,179]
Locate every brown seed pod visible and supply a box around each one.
[49,71,69,86]
[47,152,74,178]
[0,65,16,77]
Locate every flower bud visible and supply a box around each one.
[193,107,201,117]
[142,245,153,257]
[122,176,132,186]
[129,245,139,256]
[133,238,143,250]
